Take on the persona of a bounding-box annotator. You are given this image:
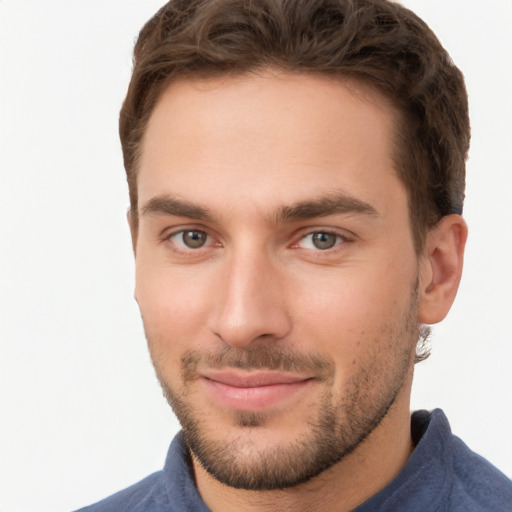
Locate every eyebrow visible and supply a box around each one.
[274,193,379,223]
[140,192,379,224]
[141,196,215,221]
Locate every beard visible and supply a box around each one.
[148,288,419,491]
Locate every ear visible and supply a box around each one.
[418,214,468,325]
[127,209,138,256]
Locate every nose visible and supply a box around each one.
[208,247,292,348]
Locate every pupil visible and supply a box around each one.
[312,232,336,250]
[183,230,207,248]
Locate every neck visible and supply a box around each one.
[193,373,415,512]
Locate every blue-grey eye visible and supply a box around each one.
[298,231,342,250]
[311,232,338,249]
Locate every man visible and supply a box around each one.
[77,0,512,510]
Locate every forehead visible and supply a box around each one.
[137,70,404,217]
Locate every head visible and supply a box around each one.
[121,0,468,493]
[120,0,469,253]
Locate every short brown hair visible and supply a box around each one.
[120,0,470,251]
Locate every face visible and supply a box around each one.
[134,72,421,490]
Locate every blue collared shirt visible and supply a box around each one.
[75,409,512,511]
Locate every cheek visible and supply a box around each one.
[293,262,417,355]
[134,263,214,360]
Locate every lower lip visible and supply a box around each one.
[202,378,312,412]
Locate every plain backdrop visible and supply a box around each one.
[1,1,511,511]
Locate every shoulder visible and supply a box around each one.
[72,432,209,512]
[446,434,512,512]
[73,471,168,512]
[393,409,512,512]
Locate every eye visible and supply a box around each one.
[169,229,210,249]
[298,231,345,250]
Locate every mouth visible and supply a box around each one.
[199,369,314,412]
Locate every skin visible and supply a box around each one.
[131,70,467,512]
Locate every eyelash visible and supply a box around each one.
[162,227,353,254]
[293,230,350,252]
[165,229,216,252]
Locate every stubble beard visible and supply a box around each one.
[149,291,419,491]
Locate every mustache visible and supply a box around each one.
[181,344,335,382]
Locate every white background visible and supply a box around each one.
[1,1,511,511]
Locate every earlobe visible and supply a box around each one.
[418,214,468,325]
